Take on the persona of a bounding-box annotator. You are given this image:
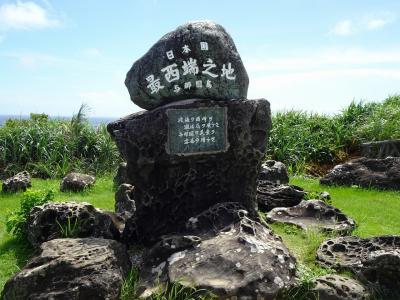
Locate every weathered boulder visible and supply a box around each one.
[1,238,130,300]
[320,157,400,190]
[259,160,289,184]
[27,202,122,247]
[361,139,400,159]
[115,183,136,215]
[257,180,304,212]
[60,172,96,192]
[317,235,400,292]
[114,162,128,186]
[313,275,370,300]
[138,203,297,299]
[109,98,271,244]
[267,200,355,234]
[125,21,249,110]
[2,171,31,193]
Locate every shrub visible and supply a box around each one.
[6,189,55,240]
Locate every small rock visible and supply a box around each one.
[257,180,304,212]
[115,183,136,215]
[319,191,331,201]
[313,274,370,300]
[1,238,130,300]
[259,160,289,184]
[2,171,31,193]
[60,172,95,192]
[125,20,249,110]
[267,200,355,234]
[320,157,400,190]
[27,202,122,247]
[114,162,128,186]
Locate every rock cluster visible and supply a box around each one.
[60,172,96,192]
[317,235,400,293]
[313,275,370,300]
[267,200,355,234]
[2,171,31,193]
[1,238,130,300]
[320,157,400,190]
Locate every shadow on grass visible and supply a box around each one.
[0,237,34,270]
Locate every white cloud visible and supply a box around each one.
[84,48,102,58]
[331,20,353,36]
[366,19,388,30]
[0,1,60,30]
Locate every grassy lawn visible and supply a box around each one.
[1,175,400,295]
[0,175,115,290]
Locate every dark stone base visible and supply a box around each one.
[361,139,400,158]
[107,98,271,244]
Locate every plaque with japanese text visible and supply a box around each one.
[167,107,228,155]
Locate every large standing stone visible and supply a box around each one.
[26,202,122,247]
[2,171,31,193]
[361,139,400,159]
[317,235,400,293]
[125,21,249,110]
[1,238,130,300]
[137,203,297,299]
[257,180,304,212]
[108,98,271,244]
[320,157,400,190]
[60,172,96,192]
[266,200,355,234]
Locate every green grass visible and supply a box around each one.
[0,175,115,290]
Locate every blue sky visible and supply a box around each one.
[0,0,399,117]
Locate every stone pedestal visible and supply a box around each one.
[107,98,271,244]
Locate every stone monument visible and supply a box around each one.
[107,21,272,245]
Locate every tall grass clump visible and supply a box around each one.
[0,105,120,178]
[268,95,400,174]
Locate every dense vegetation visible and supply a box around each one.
[0,95,399,179]
[0,105,120,179]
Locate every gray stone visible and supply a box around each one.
[313,275,370,300]
[115,183,136,215]
[320,157,400,190]
[108,98,271,245]
[125,21,249,110]
[361,139,400,159]
[1,238,130,300]
[60,172,96,192]
[137,204,297,299]
[257,180,304,212]
[267,200,355,234]
[26,202,122,247]
[319,191,331,201]
[259,160,289,184]
[114,162,128,186]
[2,171,31,193]
[317,235,400,293]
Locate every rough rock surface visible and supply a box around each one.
[114,162,128,186]
[109,98,271,244]
[138,203,297,299]
[259,160,289,184]
[257,180,304,212]
[361,139,400,159]
[125,21,249,110]
[317,235,400,292]
[1,238,130,300]
[2,171,31,193]
[115,183,136,215]
[320,157,400,190]
[27,202,122,247]
[60,172,96,192]
[313,275,370,300]
[267,200,355,234]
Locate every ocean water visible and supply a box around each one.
[0,115,116,127]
